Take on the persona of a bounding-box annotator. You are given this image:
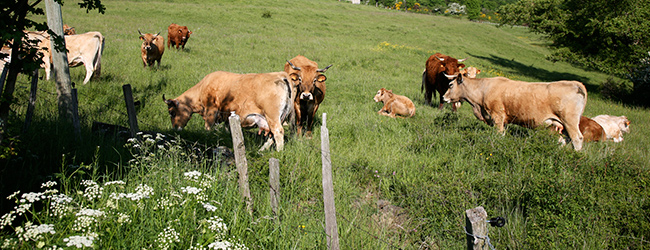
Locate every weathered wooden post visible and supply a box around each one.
[321,113,340,250]
[229,112,253,215]
[22,69,39,133]
[465,206,489,250]
[122,84,139,138]
[45,0,74,122]
[269,158,280,219]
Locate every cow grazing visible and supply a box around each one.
[461,66,480,78]
[421,53,466,110]
[591,115,630,142]
[374,88,415,118]
[39,31,105,84]
[63,25,76,35]
[167,23,192,50]
[139,30,164,67]
[284,55,332,138]
[163,71,297,151]
[443,73,588,150]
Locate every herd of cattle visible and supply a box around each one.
[8,24,631,152]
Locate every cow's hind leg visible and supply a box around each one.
[82,59,94,84]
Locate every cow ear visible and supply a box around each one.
[458,64,466,69]
[317,74,327,82]
[289,73,300,81]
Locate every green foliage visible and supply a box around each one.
[498,0,650,76]
[1,0,649,249]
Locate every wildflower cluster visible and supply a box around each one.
[445,3,466,15]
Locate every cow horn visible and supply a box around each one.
[444,73,457,79]
[436,55,445,61]
[458,57,469,62]
[162,94,167,101]
[317,64,333,73]
[287,60,301,71]
[138,29,143,36]
[155,31,161,37]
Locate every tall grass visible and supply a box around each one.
[1,0,649,249]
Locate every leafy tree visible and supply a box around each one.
[0,0,104,144]
[464,0,481,20]
[497,0,650,77]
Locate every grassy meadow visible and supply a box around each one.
[1,0,649,249]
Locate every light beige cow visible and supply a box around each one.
[443,73,587,150]
[373,88,415,118]
[38,31,105,84]
[591,115,630,142]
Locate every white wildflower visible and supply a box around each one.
[104,180,126,186]
[2,238,18,249]
[205,216,228,234]
[72,216,98,232]
[145,138,155,144]
[14,203,32,216]
[117,213,131,225]
[21,192,45,203]
[202,202,218,212]
[184,171,202,180]
[76,208,104,217]
[49,194,73,218]
[6,191,20,200]
[41,181,57,189]
[17,222,56,242]
[156,226,180,250]
[181,186,203,195]
[208,239,248,250]
[63,235,94,248]
[81,180,103,200]
[1,212,16,229]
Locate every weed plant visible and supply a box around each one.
[1,0,649,249]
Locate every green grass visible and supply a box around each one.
[2,0,649,249]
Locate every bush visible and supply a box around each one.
[628,52,650,106]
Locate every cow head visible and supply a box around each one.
[63,24,76,35]
[285,59,332,103]
[442,73,465,103]
[374,88,393,103]
[163,94,192,130]
[461,66,481,78]
[139,30,160,51]
[436,54,467,76]
[176,26,192,43]
[619,116,631,133]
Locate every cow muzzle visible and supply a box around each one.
[300,92,314,101]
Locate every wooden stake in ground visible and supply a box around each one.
[321,113,340,250]
[269,157,280,219]
[229,112,253,215]
[122,84,139,138]
[465,206,489,250]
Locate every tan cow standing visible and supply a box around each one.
[443,73,587,150]
[374,88,415,118]
[38,31,105,84]
[163,71,297,151]
[139,30,164,67]
[284,55,332,138]
[591,115,630,142]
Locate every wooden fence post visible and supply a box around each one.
[122,84,139,138]
[269,158,280,219]
[465,206,489,250]
[229,112,253,215]
[321,113,340,250]
[22,69,39,133]
[71,88,81,141]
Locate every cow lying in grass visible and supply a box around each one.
[163,71,297,151]
[548,116,606,144]
[373,88,415,118]
[591,115,630,142]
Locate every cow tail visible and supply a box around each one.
[421,69,426,93]
[280,77,294,123]
[93,34,105,76]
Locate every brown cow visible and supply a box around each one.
[591,115,630,142]
[139,30,164,67]
[167,23,192,50]
[284,55,332,138]
[63,24,76,35]
[443,73,587,150]
[549,116,606,144]
[39,31,105,84]
[163,71,297,151]
[421,53,466,110]
[374,88,415,118]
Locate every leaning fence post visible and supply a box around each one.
[269,158,280,219]
[122,84,139,138]
[321,113,340,250]
[22,69,39,133]
[229,112,253,215]
[465,206,489,250]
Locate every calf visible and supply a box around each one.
[163,71,297,151]
[548,116,606,144]
[139,30,164,67]
[167,23,192,50]
[461,66,480,78]
[443,73,587,150]
[373,88,415,118]
[591,115,630,142]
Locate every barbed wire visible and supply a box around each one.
[464,226,496,250]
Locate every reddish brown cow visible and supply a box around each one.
[139,30,164,67]
[163,71,297,151]
[421,53,466,110]
[549,116,606,143]
[443,73,587,150]
[167,23,192,50]
[284,55,332,138]
[63,24,76,35]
